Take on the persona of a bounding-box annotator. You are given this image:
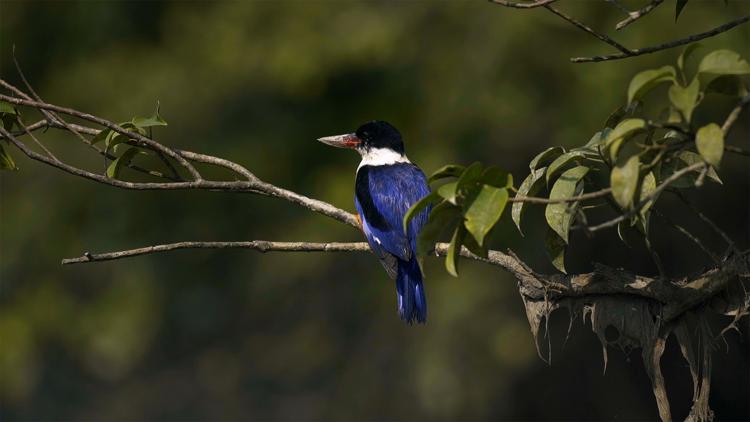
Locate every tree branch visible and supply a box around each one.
[544,5,632,55]
[571,15,750,63]
[488,0,557,9]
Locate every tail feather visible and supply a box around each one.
[396,258,427,324]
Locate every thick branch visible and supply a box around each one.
[60,238,750,324]
[571,15,750,63]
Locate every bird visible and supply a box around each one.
[318,120,431,324]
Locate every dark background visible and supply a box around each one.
[1,1,748,420]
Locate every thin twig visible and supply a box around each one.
[653,208,721,265]
[0,90,204,181]
[722,92,750,135]
[669,190,738,255]
[571,15,750,63]
[488,0,557,9]
[580,162,705,232]
[615,0,664,31]
[725,146,750,156]
[544,5,632,55]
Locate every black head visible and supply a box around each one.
[355,121,404,154]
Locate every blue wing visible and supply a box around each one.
[355,163,431,278]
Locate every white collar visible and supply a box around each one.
[357,147,410,170]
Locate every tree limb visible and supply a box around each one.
[571,15,750,63]
[488,0,557,9]
[615,0,663,31]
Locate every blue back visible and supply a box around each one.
[354,163,431,272]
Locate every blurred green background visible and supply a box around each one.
[1,1,748,420]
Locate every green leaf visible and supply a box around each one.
[529,146,564,170]
[456,162,482,191]
[546,150,591,185]
[131,102,168,129]
[403,192,440,233]
[698,49,750,87]
[662,151,722,187]
[0,100,17,115]
[445,225,466,277]
[479,166,513,189]
[610,155,640,209]
[91,128,113,145]
[677,43,701,74]
[437,182,458,204]
[639,171,657,225]
[544,228,567,274]
[545,166,589,243]
[627,65,676,104]
[416,203,461,256]
[675,0,689,21]
[668,78,700,123]
[429,164,465,183]
[463,185,508,246]
[512,167,546,236]
[604,118,646,161]
[0,143,17,170]
[695,123,724,168]
[106,147,142,179]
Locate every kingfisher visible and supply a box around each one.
[318,121,431,324]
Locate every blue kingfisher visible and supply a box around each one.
[318,121,431,324]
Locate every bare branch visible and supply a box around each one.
[571,15,750,63]
[488,0,557,9]
[0,126,360,228]
[544,5,632,55]
[615,0,663,31]
[59,236,750,326]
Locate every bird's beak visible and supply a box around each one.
[317,133,361,149]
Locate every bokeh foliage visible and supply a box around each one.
[1,1,749,420]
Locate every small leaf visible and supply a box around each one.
[429,164,465,183]
[668,78,700,122]
[675,0,689,21]
[546,151,591,185]
[677,43,701,73]
[479,166,513,189]
[610,155,640,209]
[403,192,440,233]
[698,50,750,87]
[627,66,676,104]
[106,147,142,179]
[544,228,567,274]
[512,167,546,236]
[0,144,17,170]
[416,203,461,255]
[437,182,458,204]
[445,225,466,277]
[604,118,646,161]
[529,146,564,170]
[662,151,722,187]
[463,185,508,246]
[0,100,17,115]
[131,102,168,128]
[639,171,657,224]
[695,123,724,167]
[545,166,589,243]
[91,128,113,145]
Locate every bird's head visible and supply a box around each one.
[317,120,405,158]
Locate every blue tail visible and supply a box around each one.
[396,258,427,324]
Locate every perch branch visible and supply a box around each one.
[488,0,557,9]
